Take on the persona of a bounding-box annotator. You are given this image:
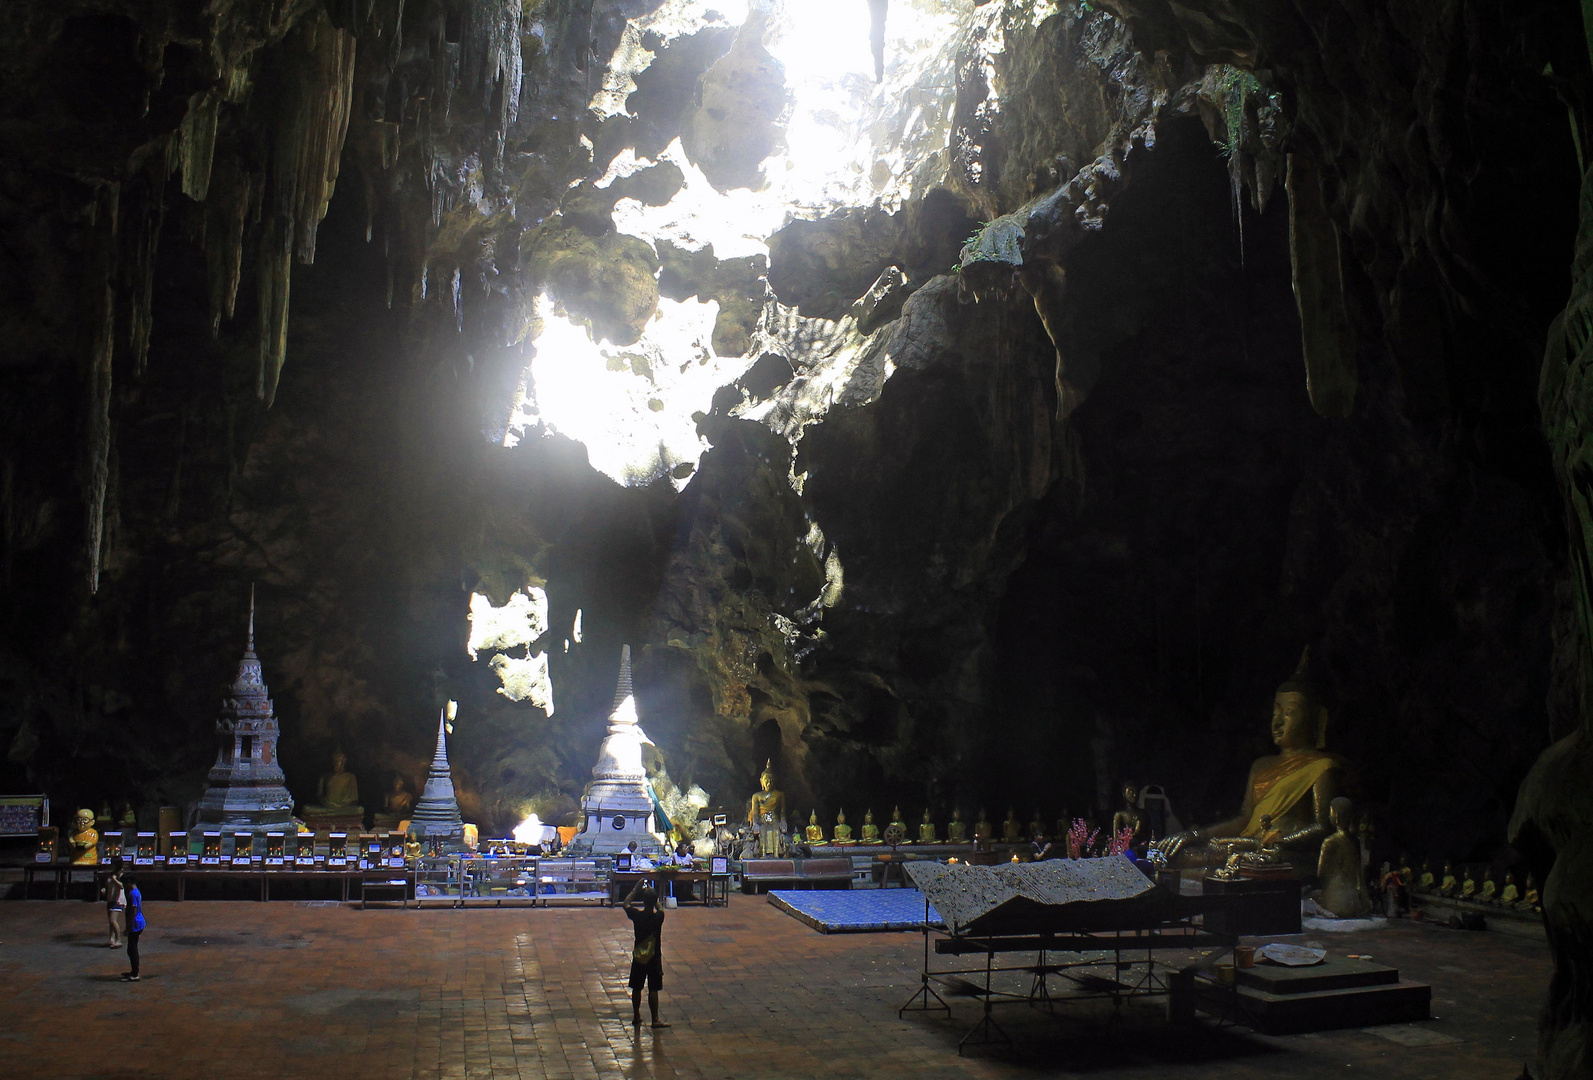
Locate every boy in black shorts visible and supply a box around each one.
[624,882,670,1028]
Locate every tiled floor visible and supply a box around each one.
[0,894,1548,1079]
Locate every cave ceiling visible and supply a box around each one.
[0,0,1582,881]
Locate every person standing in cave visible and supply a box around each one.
[622,883,670,1029]
[103,858,126,949]
[120,872,146,982]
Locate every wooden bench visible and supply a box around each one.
[741,858,798,893]
[360,871,412,909]
[795,857,854,890]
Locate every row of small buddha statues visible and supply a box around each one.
[796,806,1096,846]
[1402,858,1540,912]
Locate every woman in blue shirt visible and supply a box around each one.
[121,873,146,982]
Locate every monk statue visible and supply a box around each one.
[1478,870,1497,903]
[1312,797,1371,917]
[946,808,967,844]
[973,809,993,844]
[1416,860,1435,892]
[860,809,882,844]
[1499,872,1519,906]
[1521,873,1540,911]
[919,809,938,844]
[1001,808,1022,843]
[1460,869,1476,900]
[1439,863,1458,896]
[804,810,825,845]
[68,808,98,865]
[1154,648,1345,872]
[304,750,363,823]
[747,761,787,857]
[1113,783,1148,845]
[832,809,853,844]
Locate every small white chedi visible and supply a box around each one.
[564,645,667,856]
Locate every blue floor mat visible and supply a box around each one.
[768,888,944,933]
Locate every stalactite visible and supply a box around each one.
[83,184,119,595]
[204,159,253,335]
[257,218,292,406]
[124,165,166,376]
[273,12,358,266]
[178,91,220,202]
[461,0,523,154]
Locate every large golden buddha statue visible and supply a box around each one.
[747,761,787,857]
[303,749,363,825]
[1155,649,1345,871]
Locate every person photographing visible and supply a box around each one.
[622,882,670,1028]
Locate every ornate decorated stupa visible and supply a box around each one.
[192,590,296,836]
[565,645,664,857]
[409,702,464,840]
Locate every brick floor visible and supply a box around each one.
[0,895,1547,1079]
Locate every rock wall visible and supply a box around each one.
[0,10,1583,1055]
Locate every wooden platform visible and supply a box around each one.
[1195,956,1431,1034]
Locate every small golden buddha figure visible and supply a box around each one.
[919,809,938,844]
[1500,872,1519,906]
[946,808,967,844]
[1521,874,1540,911]
[68,808,99,866]
[832,809,853,844]
[1417,861,1435,892]
[973,809,993,843]
[1478,870,1497,903]
[1155,649,1345,871]
[1439,863,1458,896]
[1460,869,1476,900]
[1001,808,1022,843]
[304,750,364,821]
[1313,797,1370,917]
[403,830,421,861]
[888,806,911,844]
[747,760,787,857]
[860,809,882,844]
[1112,784,1147,845]
[804,810,825,845]
[119,803,137,829]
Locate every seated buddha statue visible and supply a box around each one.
[919,809,938,844]
[1417,861,1435,892]
[68,808,98,865]
[973,809,993,844]
[1312,797,1371,918]
[1521,874,1540,911]
[403,830,422,862]
[1028,809,1047,841]
[859,809,882,844]
[946,808,967,844]
[1439,863,1458,896]
[804,810,826,845]
[1001,808,1022,843]
[1460,869,1477,900]
[302,750,364,827]
[1478,870,1497,903]
[832,809,853,844]
[1112,784,1147,846]
[747,761,787,857]
[887,806,910,844]
[1499,872,1519,906]
[119,803,137,829]
[1155,649,1345,872]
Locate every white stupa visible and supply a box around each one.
[564,645,664,856]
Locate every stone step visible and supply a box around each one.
[1237,956,1400,995]
[1196,974,1431,1035]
